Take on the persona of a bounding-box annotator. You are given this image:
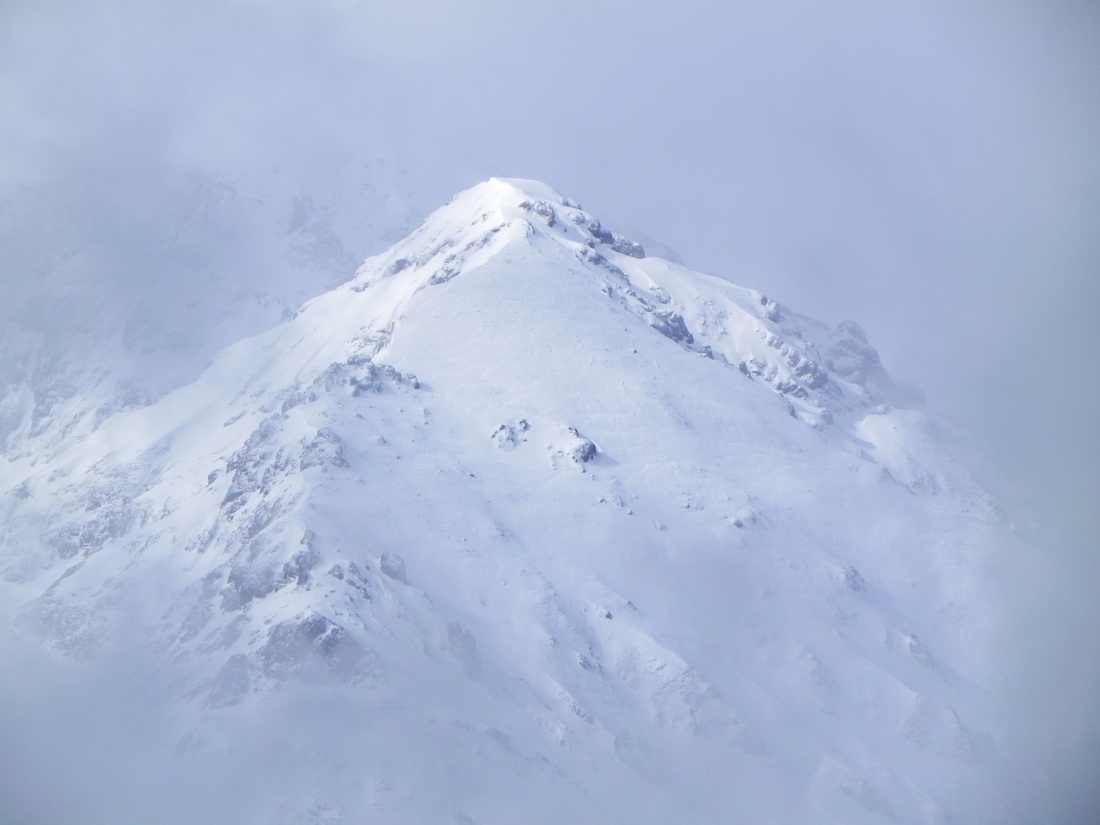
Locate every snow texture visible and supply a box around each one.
[0,178,1016,824]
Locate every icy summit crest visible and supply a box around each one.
[351,177,644,291]
[341,177,914,429]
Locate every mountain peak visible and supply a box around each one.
[331,178,916,438]
[355,177,645,294]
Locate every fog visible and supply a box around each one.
[2,0,1098,821]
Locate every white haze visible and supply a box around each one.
[1,1,1098,821]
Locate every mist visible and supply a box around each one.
[2,0,1098,820]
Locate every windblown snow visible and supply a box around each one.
[1,178,1019,823]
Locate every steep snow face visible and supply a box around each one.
[1,179,1014,824]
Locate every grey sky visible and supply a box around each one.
[1,2,1098,814]
[3,1,1096,526]
[2,2,1096,513]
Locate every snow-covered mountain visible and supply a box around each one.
[1,178,1020,823]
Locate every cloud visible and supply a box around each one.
[1,1,1098,818]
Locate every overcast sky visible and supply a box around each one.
[3,1,1096,543]
[2,0,1097,544]
[2,1,1099,817]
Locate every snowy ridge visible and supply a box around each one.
[0,179,1012,823]
[357,177,914,424]
[0,160,427,460]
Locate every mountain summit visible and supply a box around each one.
[2,179,1011,823]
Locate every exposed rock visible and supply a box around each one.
[380,552,407,584]
[207,653,252,707]
[299,427,348,471]
[261,613,377,685]
[566,427,598,464]
[650,311,693,345]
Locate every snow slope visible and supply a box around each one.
[0,178,1017,824]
